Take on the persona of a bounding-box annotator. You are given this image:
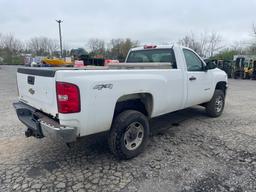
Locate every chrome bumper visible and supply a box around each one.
[13,102,77,143]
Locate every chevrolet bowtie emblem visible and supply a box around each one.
[29,88,35,95]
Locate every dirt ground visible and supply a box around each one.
[0,65,255,192]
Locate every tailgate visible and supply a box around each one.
[17,68,58,117]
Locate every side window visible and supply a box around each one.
[183,49,203,71]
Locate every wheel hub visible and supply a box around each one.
[124,122,144,151]
[215,96,223,113]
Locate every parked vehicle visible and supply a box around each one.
[232,55,256,79]
[42,58,73,67]
[104,59,119,65]
[204,59,232,78]
[71,48,105,66]
[13,45,228,159]
[23,54,32,66]
[251,60,256,80]
[233,57,245,79]
[218,60,232,78]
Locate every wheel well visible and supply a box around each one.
[215,81,227,96]
[114,93,153,117]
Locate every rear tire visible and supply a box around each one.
[205,89,225,117]
[108,110,149,160]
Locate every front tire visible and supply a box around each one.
[205,89,225,117]
[108,110,149,160]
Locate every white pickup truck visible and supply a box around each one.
[13,45,227,159]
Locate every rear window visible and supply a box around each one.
[126,49,177,68]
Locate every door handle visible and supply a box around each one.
[189,76,197,81]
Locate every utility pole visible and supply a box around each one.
[56,20,63,58]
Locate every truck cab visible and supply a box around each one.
[125,45,226,108]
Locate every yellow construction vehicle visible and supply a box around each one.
[233,55,256,79]
[251,60,256,80]
[42,58,73,67]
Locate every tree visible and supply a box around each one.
[178,32,223,58]
[119,38,139,60]
[253,24,256,37]
[0,33,3,64]
[0,34,23,64]
[0,33,3,48]
[178,33,202,56]
[249,24,256,54]
[207,32,223,57]
[27,37,59,56]
[108,38,123,59]
[210,49,238,60]
[87,38,105,57]
[85,38,139,61]
[2,34,23,52]
[109,38,139,61]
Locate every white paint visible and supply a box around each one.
[17,45,227,137]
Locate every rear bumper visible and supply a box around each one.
[13,102,77,143]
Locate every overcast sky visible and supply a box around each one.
[0,0,255,48]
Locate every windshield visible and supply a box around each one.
[126,49,176,67]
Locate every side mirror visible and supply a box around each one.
[203,63,208,71]
[205,60,217,70]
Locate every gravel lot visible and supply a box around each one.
[0,65,255,192]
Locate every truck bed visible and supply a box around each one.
[17,63,172,118]
[18,62,172,76]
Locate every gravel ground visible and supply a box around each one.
[0,65,255,192]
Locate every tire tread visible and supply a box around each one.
[108,110,149,159]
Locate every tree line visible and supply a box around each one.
[86,38,139,61]
[178,27,256,60]
[0,33,139,64]
[0,27,255,64]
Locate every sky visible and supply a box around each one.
[0,0,255,49]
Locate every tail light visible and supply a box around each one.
[56,82,80,113]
